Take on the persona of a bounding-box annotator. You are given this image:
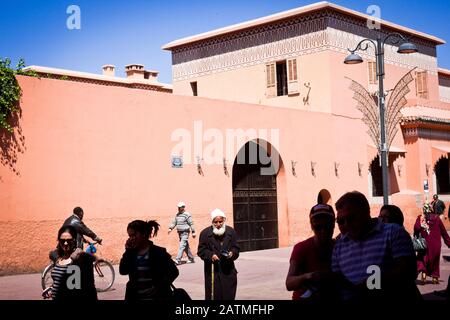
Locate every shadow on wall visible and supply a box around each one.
[0,103,26,179]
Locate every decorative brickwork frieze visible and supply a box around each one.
[171,9,438,81]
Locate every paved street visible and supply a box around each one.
[0,244,449,300]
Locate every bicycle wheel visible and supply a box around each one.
[94,259,115,292]
[41,263,54,290]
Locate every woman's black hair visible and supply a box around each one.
[56,225,78,257]
[127,220,160,239]
[380,204,404,226]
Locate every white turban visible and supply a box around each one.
[210,208,226,221]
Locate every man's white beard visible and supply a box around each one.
[213,224,226,236]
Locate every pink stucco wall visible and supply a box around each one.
[1,69,449,274]
[0,74,370,274]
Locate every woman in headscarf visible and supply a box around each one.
[414,202,450,284]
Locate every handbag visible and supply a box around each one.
[412,234,427,251]
[170,283,192,301]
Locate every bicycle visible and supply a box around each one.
[41,241,115,293]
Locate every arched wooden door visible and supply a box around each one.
[435,157,450,194]
[232,141,279,252]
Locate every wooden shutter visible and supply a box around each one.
[287,58,299,94]
[368,61,377,85]
[416,71,428,99]
[415,71,422,96]
[266,63,276,97]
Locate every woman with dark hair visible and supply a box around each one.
[43,225,97,300]
[379,204,404,226]
[414,203,450,284]
[286,204,337,301]
[119,220,179,301]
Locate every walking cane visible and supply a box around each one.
[211,261,214,300]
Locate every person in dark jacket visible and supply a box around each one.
[119,219,179,301]
[431,194,446,218]
[63,207,102,249]
[43,225,97,301]
[197,209,240,300]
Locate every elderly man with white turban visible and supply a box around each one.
[197,209,240,300]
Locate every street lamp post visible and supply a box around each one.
[344,33,417,205]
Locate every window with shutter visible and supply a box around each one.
[287,58,299,94]
[266,63,276,97]
[416,71,428,99]
[368,61,377,85]
[415,71,422,95]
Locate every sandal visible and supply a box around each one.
[432,277,439,284]
[421,272,427,284]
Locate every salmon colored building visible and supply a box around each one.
[1,2,450,274]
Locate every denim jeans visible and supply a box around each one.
[176,231,195,261]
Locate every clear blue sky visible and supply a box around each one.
[1,0,449,84]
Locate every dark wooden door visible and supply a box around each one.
[232,142,279,252]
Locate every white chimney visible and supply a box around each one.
[102,65,115,77]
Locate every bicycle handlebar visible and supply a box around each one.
[82,237,101,245]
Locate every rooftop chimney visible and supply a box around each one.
[144,70,159,82]
[102,64,115,77]
[125,64,145,79]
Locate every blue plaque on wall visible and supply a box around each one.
[172,156,183,168]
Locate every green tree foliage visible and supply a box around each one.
[0,58,36,132]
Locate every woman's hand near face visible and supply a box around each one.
[125,238,136,249]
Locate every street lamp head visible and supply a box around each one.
[397,42,418,54]
[344,52,363,64]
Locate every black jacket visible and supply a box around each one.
[63,215,98,248]
[119,241,179,301]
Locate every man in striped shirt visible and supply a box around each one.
[331,191,420,301]
[168,201,196,265]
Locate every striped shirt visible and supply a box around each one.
[169,211,195,232]
[136,250,156,300]
[332,221,415,299]
[51,263,69,300]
